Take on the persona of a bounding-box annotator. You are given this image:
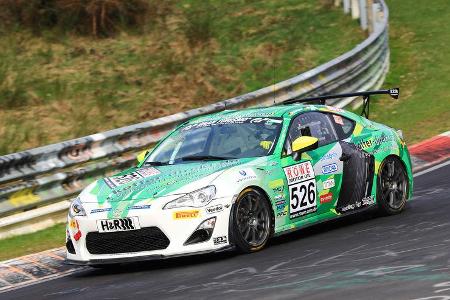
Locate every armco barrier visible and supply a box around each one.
[0,1,390,231]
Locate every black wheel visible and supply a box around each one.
[377,156,408,215]
[230,188,273,253]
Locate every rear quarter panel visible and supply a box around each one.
[349,119,413,200]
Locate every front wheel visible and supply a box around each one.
[230,188,272,253]
[377,156,408,215]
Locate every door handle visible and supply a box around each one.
[340,153,351,162]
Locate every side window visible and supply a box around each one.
[329,114,355,139]
[284,112,338,154]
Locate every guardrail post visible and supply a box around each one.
[351,0,360,19]
[367,0,374,33]
[359,0,368,31]
[343,0,350,14]
[372,2,383,32]
[367,0,375,33]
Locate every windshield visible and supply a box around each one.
[146,117,283,165]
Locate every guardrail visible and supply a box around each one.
[0,0,390,236]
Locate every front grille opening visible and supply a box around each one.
[184,229,211,245]
[86,227,170,255]
[66,238,76,254]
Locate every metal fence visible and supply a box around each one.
[0,0,390,222]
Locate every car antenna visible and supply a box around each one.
[273,57,276,105]
[281,88,400,119]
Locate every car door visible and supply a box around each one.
[328,113,376,213]
[280,111,343,224]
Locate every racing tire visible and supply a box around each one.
[230,188,272,253]
[377,156,408,215]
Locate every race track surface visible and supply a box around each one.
[3,164,450,300]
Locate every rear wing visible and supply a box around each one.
[282,88,400,119]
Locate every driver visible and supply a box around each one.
[257,122,278,151]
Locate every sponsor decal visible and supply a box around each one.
[136,168,160,177]
[206,204,223,214]
[356,134,394,150]
[320,193,333,204]
[274,194,285,201]
[322,163,338,174]
[284,161,314,185]
[275,199,286,211]
[236,169,257,183]
[272,186,284,193]
[320,152,338,161]
[130,204,152,210]
[97,217,140,233]
[213,236,228,245]
[339,195,375,212]
[90,205,150,214]
[362,195,376,206]
[276,211,287,217]
[183,117,282,131]
[173,210,200,220]
[333,115,344,125]
[284,162,317,219]
[325,106,344,112]
[91,208,111,214]
[269,179,284,189]
[357,139,373,150]
[105,160,242,202]
[112,201,128,218]
[322,178,335,189]
[69,219,82,241]
[69,219,77,229]
[372,145,397,155]
[104,167,160,188]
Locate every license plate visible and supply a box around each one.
[97,217,141,233]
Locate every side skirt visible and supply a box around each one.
[273,204,377,238]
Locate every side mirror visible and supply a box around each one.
[291,136,319,161]
[137,150,150,164]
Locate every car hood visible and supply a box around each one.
[82,158,256,205]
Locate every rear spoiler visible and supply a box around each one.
[282,88,400,119]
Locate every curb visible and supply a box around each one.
[0,247,81,293]
[410,131,450,172]
[0,131,449,293]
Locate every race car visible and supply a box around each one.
[66,88,413,266]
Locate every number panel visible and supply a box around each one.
[288,179,317,218]
[283,161,318,220]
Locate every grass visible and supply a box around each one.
[0,0,364,155]
[368,0,450,143]
[0,223,65,261]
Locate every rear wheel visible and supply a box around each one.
[230,188,272,253]
[377,156,408,215]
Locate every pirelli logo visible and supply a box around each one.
[173,210,200,220]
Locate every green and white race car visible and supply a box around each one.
[66,88,413,265]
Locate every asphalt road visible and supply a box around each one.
[3,163,450,300]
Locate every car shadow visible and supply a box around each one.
[72,207,400,278]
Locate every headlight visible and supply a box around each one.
[163,186,216,209]
[69,197,86,217]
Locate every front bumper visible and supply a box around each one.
[66,198,233,264]
[65,245,235,266]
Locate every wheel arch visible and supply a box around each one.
[378,154,412,199]
[228,185,276,247]
[246,185,276,235]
